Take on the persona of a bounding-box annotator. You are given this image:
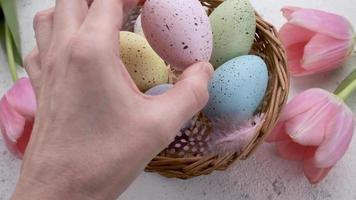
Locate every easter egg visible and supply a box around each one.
[145,84,173,96]
[141,0,213,71]
[209,0,256,68]
[203,55,268,123]
[119,31,168,92]
[134,14,145,37]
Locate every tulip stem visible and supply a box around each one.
[5,24,18,82]
[337,79,356,101]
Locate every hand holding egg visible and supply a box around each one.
[138,0,269,154]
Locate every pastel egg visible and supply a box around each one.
[203,55,268,123]
[145,84,173,96]
[134,14,145,37]
[119,31,169,92]
[141,0,213,71]
[209,0,256,68]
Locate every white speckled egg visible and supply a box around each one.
[203,55,268,123]
[134,14,145,37]
[210,0,256,68]
[120,31,169,92]
[141,0,213,71]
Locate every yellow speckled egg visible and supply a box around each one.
[119,31,169,92]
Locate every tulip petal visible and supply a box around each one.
[314,106,354,168]
[302,34,354,72]
[279,24,314,76]
[5,78,36,119]
[286,42,305,61]
[16,120,33,156]
[285,97,340,146]
[0,97,26,142]
[288,60,306,76]
[276,138,307,160]
[279,23,315,48]
[285,43,307,76]
[283,7,355,40]
[1,126,24,158]
[304,148,332,184]
[266,122,289,142]
[281,7,302,21]
[285,105,325,145]
[280,89,329,121]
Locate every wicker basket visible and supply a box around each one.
[123,0,289,179]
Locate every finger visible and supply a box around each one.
[138,0,146,6]
[123,0,143,10]
[33,8,54,56]
[87,0,94,7]
[157,62,214,126]
[52,0,88,43]
[24,48,42,96]
[81,0,141,39]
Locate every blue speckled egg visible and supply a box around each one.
[203,55,268,123]
[145,84,173,96]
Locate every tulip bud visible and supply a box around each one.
[0,78,36,158]
[266,88,355,184]
[279,7,356,76]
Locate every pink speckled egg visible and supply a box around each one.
[141,0,213,71]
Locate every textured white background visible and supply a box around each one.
[1,0,356,199]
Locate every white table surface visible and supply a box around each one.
[1,0,356,199]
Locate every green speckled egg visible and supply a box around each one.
[120,31,168,92]
[209,0,256,68]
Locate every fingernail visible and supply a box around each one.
[201,62,214,79]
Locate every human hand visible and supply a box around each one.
[11,0,213,199]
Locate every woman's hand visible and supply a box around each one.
[11,0,213,199]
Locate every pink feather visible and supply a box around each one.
[210,114,265,154]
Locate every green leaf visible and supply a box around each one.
[10,28,22,65]
[5,23,18,81]
[0,6,6,50]
[0,0,22,66]
[335,68,356,95]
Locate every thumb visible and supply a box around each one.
[158,62,214,128]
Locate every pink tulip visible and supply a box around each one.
[279,7,356,76]
[0,78,36,158]
[266,88,355,184]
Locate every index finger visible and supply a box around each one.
[81,0,141,38]
[52,0,88,43]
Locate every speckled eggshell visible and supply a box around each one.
[141,0,213,71]
[209,0,256,68]
[134,14,145,37]
[203,55,268,124]
[145,84,173,96]
[119,31,168,92]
